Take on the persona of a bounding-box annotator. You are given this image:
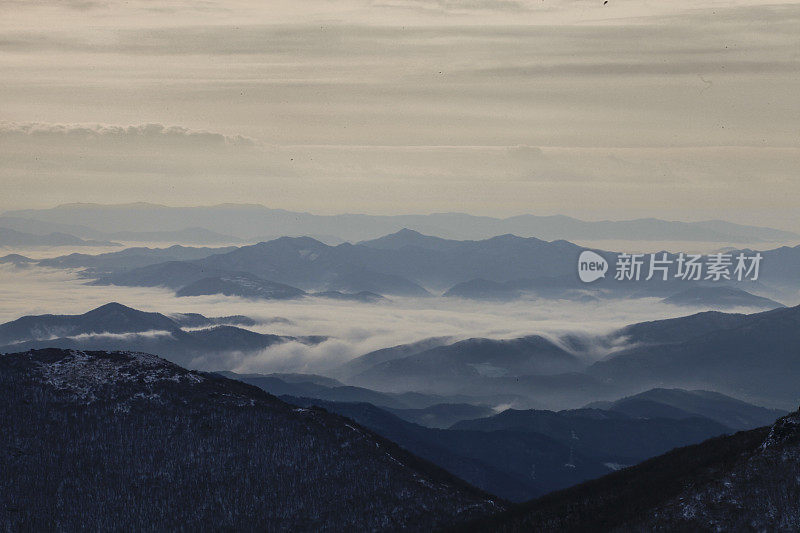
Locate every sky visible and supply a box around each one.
[1,0,799,229]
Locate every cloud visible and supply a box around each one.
[0,122,292,199]
[0,122,256,148]
[371,0,527,15]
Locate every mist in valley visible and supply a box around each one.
[0,260,689,374]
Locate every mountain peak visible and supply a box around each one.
[87,302,135,313]
[358,228,457,250]
[394,228,425,237]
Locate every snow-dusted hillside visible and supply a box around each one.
[0,348,500,531]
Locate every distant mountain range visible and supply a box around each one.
[661,286,784,309]
[5,203,800,243]
[584,388,786,431]
[0,227,119,247]
[13,244,237,276]
[347,335,586,393]
[5,229,795,305]
[461,409,800,532]
[219,371,499,429]
[175,273,306,299]
[0,216,242,245]
[0,303,323,369]
[0,348,500,530]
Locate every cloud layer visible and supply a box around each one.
[0,263,737,374]
[1,0,798,228]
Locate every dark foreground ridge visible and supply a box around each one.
[457,409,800,532]
[0,349,501,531]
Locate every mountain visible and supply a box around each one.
[0,349,500,530]
[169,312,256,328]
[443,278,522,300]
[0,253,37,266]
[694,219,800,243]
[605,309,750,346]
[443,276,595,301]
[340,337,616,409]
[338,304,800,411]
[175,273,305,299]
[589,304,800,409]
[91,260,229,289]
[219,371,417,410]
[0,302,179,345]
[585,388,787,431]
[331,336,453,380]
[285,396,612,502]
[36,244,236,276]
[461,410,800,532]
[451,408,731,464]
[286,395,736,502]
[19,229,799,301]
[662,286,784,310]
[94,236,433,296]
[7,203,799,243]
[103,227,243,244]
[358,228,467,251]
[219,371,498,417]
[311,290,387,302]
[0,214,243,245]
[384,403,497,429]
[738,243,800,288]
[0,215,100,238]
[349,335,586,393]
[0,227,119,247]
[324,268,431,296]
[0,303,320,369]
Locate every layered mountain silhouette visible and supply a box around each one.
[585,388,787,431]
[461,409,800,531]
[175,273,305,299]
[589,304,800,409]
[0,349,500,530]
[331,336,454,380]
[662,286,783,309]
[0,227,119,247]
[219,370,505,425]
[451,407,732,464]
[311,290,387,302]
[70,231,584,294]
[284,396,732,502]
[35,244,236,276]
[6,203,799,243]
[10,229,794,304]
[348,335,586,393]
[0,303,322,368]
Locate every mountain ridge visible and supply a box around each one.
[6,203,799,243]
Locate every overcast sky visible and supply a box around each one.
[1,0,798,229]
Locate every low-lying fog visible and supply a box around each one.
[0,263,762,375]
